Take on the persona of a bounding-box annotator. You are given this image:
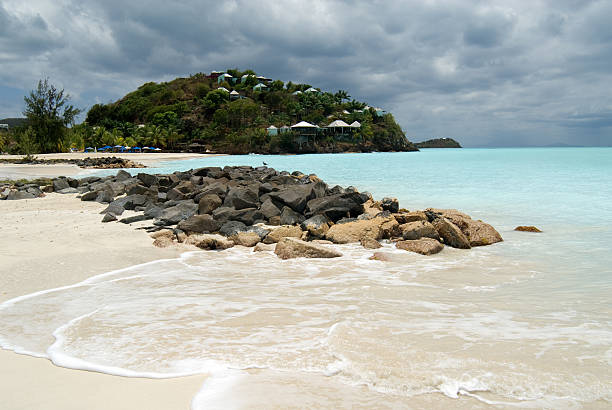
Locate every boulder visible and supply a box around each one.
[150,230,174,240]
[219,221,248,237]
[101,213,117,223]
[380,217,400,239]
[400,220,440,241]
[394,211,428,224]
[80,191,98,201]
[280,206,305,226]
[223,186,259,210]
[274,237,343,259]
[137,173,158,187]
[515,226,542,233]
[198,194,223,215]
[300,215,330,238]
[212,206,264,226]
[119,214,151,224]
[152,236,174,248]
[427,208,502,246]
[154,202,198,226]
[305,192,366,222]
[52,178,70,192]
[381,197,399,213]
[360,237,382,249]
[177,214,222,234]
[431,217,471,249]
[254,242,276,252]
[95,189,115,203]
[125,183,149,196]
[268,184,316,213]
[325,217,393,244]
[57,187,79,194]
[396,238,444,255]
[247,225,271,240]
[259,198,281,219]
[6,191,35,200]
[263,225,304,244]
[230,231,261,247]
[184,234,234,250]
[116,170,132,181]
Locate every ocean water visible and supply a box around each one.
[1,148,611,408]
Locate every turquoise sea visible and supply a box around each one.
[1,147,611,408]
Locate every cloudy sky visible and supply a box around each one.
[1,0,611,147]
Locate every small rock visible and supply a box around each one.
[254,242,276,252]
[184,234,234,250]
[263,225,304,244]
[396,238,444,255]
[360,236,382,249]
[101,213,117,223]
[515,226,542,233]
[230,231,261,247]
[274,237,343,259]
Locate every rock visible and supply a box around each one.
[116,170,132,181]
[150,230,174,240]
[219,221,248,237]
[400,220,440,241]
[325,217,393,244]
[431,217,471,249]
[125,183,149,196]
[52,178,70,192]
[247,225,271,240]
[198,194,223,215]
[184,234,234,250]
[6,190,35,200]
[230,231,261,247]
[396,238,444,255]
[152,236,174,248]
[144,204,164,219]
[381,197,399,213]
[380,217,400,239]
[223,186,259,210]
[137,173,158,187]
[300,215,330,238]
[212,207,264,226]
[427,208,502,246]
[80,191,98,201]
[280,206,305,226]
[515,226,542,233]
[259,198,281,219]
[269,184,317,213]
[101,213,117,223]
[305,192,366,222]
[95,189,115,203]
[254,243,276,252]
[100,199,126,216]
[263,225,304,244]
[362,199,383,217]
[119,214,151,224]
[360,237,382,249]
[57,187,79,194]
[274,237,343,259]
[166,187,187,201]
[177,214,222,233]
[394,211,428,224]
[154,202,198,226]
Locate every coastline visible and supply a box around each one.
[0,193,206,410]
[0,152,222,180]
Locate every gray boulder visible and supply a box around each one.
[260,198,281,219]
[300,215,330,238]
[154,202,198,226]
[137,173,158,187]
[101,213,117,223]
[52,178,70,191]
[198,194,223,214]
[219,220,247,237]
[177,214,221,234]
[116,170,132,181]
[280,206,305,226]
[268,184,316,213]
[305,192,366,222]
[223,186,259,210]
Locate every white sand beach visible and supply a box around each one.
[0,193,206,410]
[0,152,221,180]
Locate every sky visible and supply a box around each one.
[1,0,611,147]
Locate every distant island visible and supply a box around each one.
[81,69,418,155]
[415,138,462,148]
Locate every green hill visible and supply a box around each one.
[415,138,462,148]
[0,118,28,129]
[84,69,418,154]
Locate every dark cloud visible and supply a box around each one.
[1,0,611,147]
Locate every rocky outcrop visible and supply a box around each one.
[415,138,462,148]
[515,226,542,232]
[400,220,440,241]
[325,217,392,244]
[426,209,502,247]
[274,237,342,259]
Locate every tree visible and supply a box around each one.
[23,78,81,153]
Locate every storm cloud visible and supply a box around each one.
[1,0,611,146]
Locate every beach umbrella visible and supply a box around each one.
[114,145,123,148]
[153,147,162,151]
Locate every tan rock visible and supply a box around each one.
[427,208,502,246]
[380,217,400,239]
[311,239,333,245]
[515,226,542,233]
[274,237,343,259]
[396,238,444,255]
[268,216,281,226]
[230,231,261,247]
[400,220,440,241]
[362,199,382,217]
[263,225,304,244]
[325,217,394,244]
[184,234,234,250]
[253,242,276,252]
[431,217,471,249]
[152,236,174,248]
[150,230,174,240]
[360,236,382,249]
[394,211,428,224]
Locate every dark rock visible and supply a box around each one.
[212,206,264,225]
[177,214,222,233]
[247,225,271,240]
[305,192,366,222]
[269,184,316,213]
[337,217,358,224]
[195,182,228,201]
[137,173,158,187]
[219,221,248,237]
[101,213,117,223]
[300,215,330,238]
[154,202,198,226]
[166,187,187,201]
[57,188,79,194]
[381,197,399,213]
[260,198,281,219]
[116,170,132,181]
[7,190,35,200]
[80,191,98,201]
[126,183,149,196]
[143,204,164,219]
[198,193,223,215]
[52,178,70,191]
[223,186,259,210]
[67,178,79,188]
[119,214,152,224]
[280,206,305,226]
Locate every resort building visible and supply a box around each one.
[230,90,240,100]
[217,73,234,84]
[0,124,9,131]
[266,125,278,136]
[253,83,268,91]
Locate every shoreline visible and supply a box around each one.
[0,193,207,410]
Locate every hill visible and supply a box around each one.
[83,69,418,154]
[415,138,462,148]
[0,118,28,129]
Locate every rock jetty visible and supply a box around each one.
[0,156,145,169]
[6,166,503,258]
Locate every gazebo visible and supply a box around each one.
[267,125,278,136]
[290,121,318,148]
[326,119,352,137]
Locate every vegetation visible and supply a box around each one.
[82,69,418,154]
[415,138,462,148]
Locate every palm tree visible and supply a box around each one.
[334,90,350,104]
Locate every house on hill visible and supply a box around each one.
[253,83,268,91]
[0,124,9,131]
[217,73,234,84]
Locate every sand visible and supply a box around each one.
[0,152,221,180]
[0,193,207,409]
